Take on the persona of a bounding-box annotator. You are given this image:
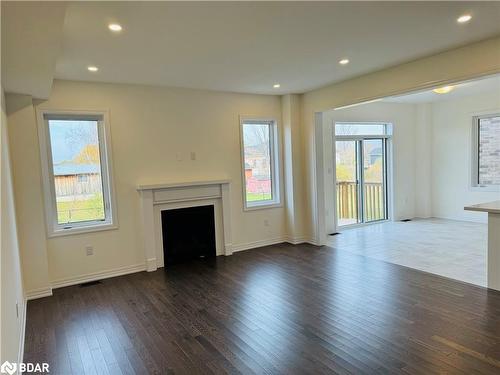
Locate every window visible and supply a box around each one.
[38,111,117,236]
[472,114,500,188]
[335,122,392,136]
[77,174,89,183]
[240,118,280,209]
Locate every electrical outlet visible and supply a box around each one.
[264,219,270,227]
[85,246,94,256]
[190,151,196,160]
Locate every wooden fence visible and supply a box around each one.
[336,181,385,223]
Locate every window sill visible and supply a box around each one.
[470,185,500,193]
[48,222,118,238]
[243,201,283,211]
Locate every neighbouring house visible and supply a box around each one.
[53,163,101,197]
[368,147,383,165]
[478,115,500,185]
[244,146,272,194]
[244,162,253,179]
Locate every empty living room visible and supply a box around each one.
[2,1,500,374]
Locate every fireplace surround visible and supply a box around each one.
[137,179,232,271]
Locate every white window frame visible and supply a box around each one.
[239,117,281,210]
[37,109,118,237]
[471,112,500,191]
[333,121,393,229]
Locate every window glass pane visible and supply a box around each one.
[362,139,386,222]
[48,119,105,224]
[335,123,386,136]
[478,116,500,185]
[335,140,359,226]
[243,123,273,204]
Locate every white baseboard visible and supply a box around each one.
[146,258,157,272]
[284,235,316,245]
[51,263,147,290]
[431,214,488,224]
[231,236,319,253]
[18,298,27,365]
[25,286,53,300]
[232,237,287,253]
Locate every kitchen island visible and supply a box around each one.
[465,201,500,291]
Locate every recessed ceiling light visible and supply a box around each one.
[433,85,454,94]
[339,59,350,65]
[273,83,280,88]
[87,66,99,72]
[108,23,123,32]
[457,14,472,23]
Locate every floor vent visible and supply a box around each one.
[400,219,412,222]
[79,280,102,288]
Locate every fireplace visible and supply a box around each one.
[137,179,233,271]
[161,205,216,265]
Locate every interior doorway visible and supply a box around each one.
[315,73,500,287]
[334,123,391,227]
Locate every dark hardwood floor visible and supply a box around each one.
[24,243,500,374]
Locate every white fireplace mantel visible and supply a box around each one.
[137,179,232,271]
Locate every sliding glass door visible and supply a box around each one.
[335,140,361,226]
[362,139,387,223]
[334,124,390,227]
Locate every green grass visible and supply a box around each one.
[246,192,272,202]
[57,194,105,224]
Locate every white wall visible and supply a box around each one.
[6,94,51,296]
[281,94,306,241]
[322,102,417,233]
[7,80,287,292]
[415,103,432,218]
[431,90,500,223]
[1,88,25,365]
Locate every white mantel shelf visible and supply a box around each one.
[137,179,231,191]
[464,200,500,291]
[464,200,500,214]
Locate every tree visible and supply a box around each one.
[73,144,100,164]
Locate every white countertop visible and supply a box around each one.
[137,179,231,191]
[464,200,500,214]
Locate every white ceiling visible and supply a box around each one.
[2,2,500,98]
[383,74,500,103]
[55,2,500,95]
[1,2,66,99]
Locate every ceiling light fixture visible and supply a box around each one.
[108,23,123,32]
[273,83,281,88]
[87,66,99,72]
[339,59,350,65]
[433,85,455,94]
[457,14,472,23]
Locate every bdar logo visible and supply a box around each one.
[0,361,17,375]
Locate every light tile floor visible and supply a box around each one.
[326,218,487,287]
